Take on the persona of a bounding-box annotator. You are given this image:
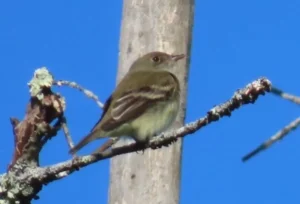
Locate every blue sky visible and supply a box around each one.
[1,0,300,203]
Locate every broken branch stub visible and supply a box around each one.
[9,67,66,170]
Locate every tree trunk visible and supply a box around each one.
[109,1,194,204]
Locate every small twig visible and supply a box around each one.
[242,117,300,162]
[61,117,75,150]
[271,87,300,105]
[242,86,300,162]
[54,80,104,108]
[53,80,104,153]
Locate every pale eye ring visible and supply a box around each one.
[152,56,160,63]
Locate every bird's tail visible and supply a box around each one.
[69,131,102,154]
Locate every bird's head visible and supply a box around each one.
[129,51,185,72]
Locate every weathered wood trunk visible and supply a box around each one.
[109,1,194,203]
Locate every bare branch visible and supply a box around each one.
[242,117,300,162]
[271,87,300,105]
[0,75,271,203]
[35,77,272,182]
[60,117,75,150]
[54,80,104,108]
[53,80,105,152]
[242,86,300,162]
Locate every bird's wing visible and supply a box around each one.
[91,71,178,133]
[89,94,113,132]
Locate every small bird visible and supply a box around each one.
[69,51,185,154]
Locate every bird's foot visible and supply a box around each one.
[135,142,147,154]
[150,137,178,149]
[71,155,81,171]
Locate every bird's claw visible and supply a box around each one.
[135,142,147,154]
[71,155,81,171]
[150,137,178,149]
[136,149,145,154]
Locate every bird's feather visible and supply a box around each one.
[96,70,179,132]
[70,70,179,154]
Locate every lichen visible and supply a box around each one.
[28,67,54,100]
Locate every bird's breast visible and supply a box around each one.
[131,98,180,143]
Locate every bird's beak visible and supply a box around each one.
[171,54,185,61]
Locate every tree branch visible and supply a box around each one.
[54,80,104,108]
[1,68,66,204]
[0,68,271,203]
[242,117,300,162]
[241,87,300,162]
[42,76,271,179]
[271,87,300,105]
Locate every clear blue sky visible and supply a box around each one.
[1,1,300,203]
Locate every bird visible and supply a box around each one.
[69,51,185,154]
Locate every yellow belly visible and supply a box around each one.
[130,99,179,143]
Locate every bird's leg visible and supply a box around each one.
[150,132,178,149]
[136,142,147,154]
[134,138,149,154]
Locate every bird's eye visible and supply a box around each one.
[152,56,160,63]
